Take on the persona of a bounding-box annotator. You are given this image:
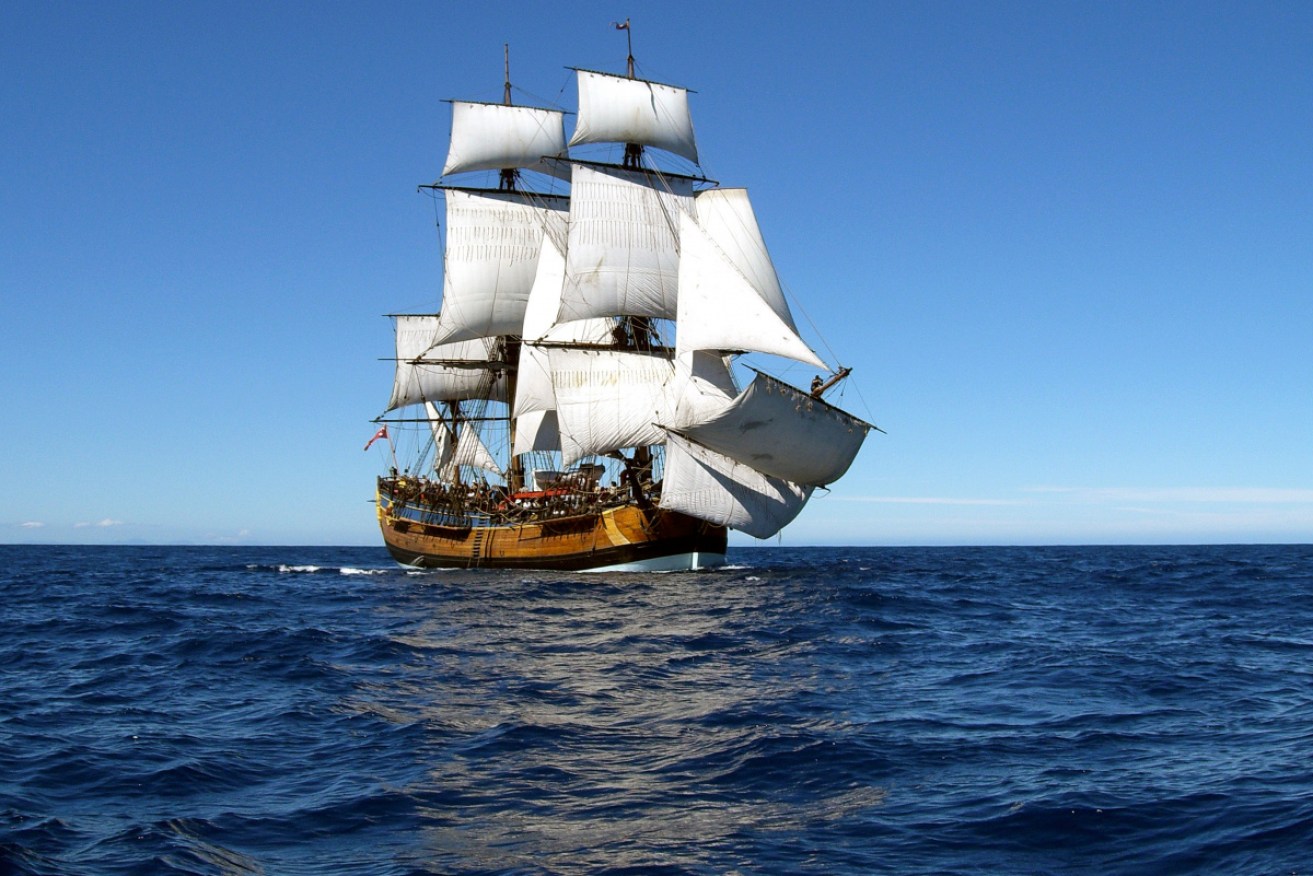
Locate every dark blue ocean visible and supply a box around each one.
[3,545,1313,875]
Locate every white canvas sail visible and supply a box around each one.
[675,208,826,369]
[513,235,616,421]
[680,372,871,486]
[559,162,693,322]
[442,101,567,177]
[665,350,738,430]
[548,348,676,467]
[659,431,813,539]
[511,409,560,457]
[693,189,799,330]
[425,401,455,474]
[386,315,507,410]
[438,424,501,481]
[569,70,698,164]
[512,236,567,421]
[435,189,568,344]
[513,342,558,423]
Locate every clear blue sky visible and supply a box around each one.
[3,1,1310,546]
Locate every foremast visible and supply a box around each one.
[394,45,571,496]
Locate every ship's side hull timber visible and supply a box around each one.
[377,500,728,572]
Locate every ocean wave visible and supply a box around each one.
[5,544,1313,873]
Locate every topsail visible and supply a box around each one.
[559,162,694,323]
[569,70,699,164]
[434,189,568,344]
[442,100,568,177]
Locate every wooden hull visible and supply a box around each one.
[377,498,727,571]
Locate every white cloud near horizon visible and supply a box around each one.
[828,487,1313,513]
[1023,487,1313,504]
[833,496,1023,506]
[74,518,127,528]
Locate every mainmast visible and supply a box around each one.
[614,18,655,496]
[503,335,524,492]
[615,19,644,170]
[608,19,650,348]
[500,43,522,491]
[499,44,517,192]
[619,18,634,77]
[504,43,513,104]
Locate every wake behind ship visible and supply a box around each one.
[370,38,876,571]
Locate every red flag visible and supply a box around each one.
[613,19,629,30]
[363,425,389,451]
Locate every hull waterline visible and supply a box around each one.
[378,490,727,571]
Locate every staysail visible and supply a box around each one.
[665,350,738,430]
[438,424,502,480]
[511,234,617,456]
[422,403,503,482]
[675,195,825,369]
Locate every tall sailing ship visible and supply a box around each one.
[371,41,876,571]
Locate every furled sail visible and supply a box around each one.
[386,315,507,410]
[679,372,872,485]
[558,162,693,323]
[568,70,699,164]
[434,189,568,344]
[442,101,567,177]
[659,431,813,539]
[675,204,825,369]
[547,348,676,467]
